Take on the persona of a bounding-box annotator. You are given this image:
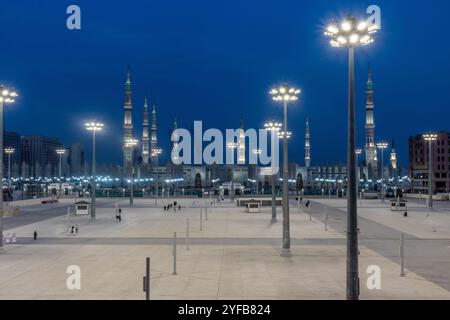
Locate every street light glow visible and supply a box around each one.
[270,84,301,102]
[423,133,438,141]
[85,122,104,131]
[264,121,282,132]
[56,148,66,155]
[325,17,377,48]
[376,142,389,150]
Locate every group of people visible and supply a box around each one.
[68,224,79,236]
[164,202,181,212]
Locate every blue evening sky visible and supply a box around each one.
[1,0,449,167]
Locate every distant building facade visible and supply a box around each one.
[21,136,63,178]
[69,143,85,177]
[409,132,450,194]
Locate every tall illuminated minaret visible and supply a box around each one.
[364,65,378,173]
[305,118,311,168]
[123,65,133,169]
[150,104,158,159]
[238,117,246,164]
[142,96,150,164]
[390,138,397,171]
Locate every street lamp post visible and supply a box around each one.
[423,133,438,209]
[325,17,378,300]
[0,86,17,251]
[377,142,388,203]
[355,148,362,189]
[5,148,15,189]
[125,138,138,206]
[56,149,66,198]
[85,122,104,222]
[270,84,300,257]
[152,148,162,205]
[264,121,282,224]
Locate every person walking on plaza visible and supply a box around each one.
[33,231,38,240]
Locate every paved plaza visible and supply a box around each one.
[0,197,449,299]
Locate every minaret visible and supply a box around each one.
[390,138,397,171]
[238,117,245,164]
[123,65,133,169]
[142,96,149,164]
[305,118,311,167]
[172,117,179,164]
[364,65,377,176]
[150,104,158,159]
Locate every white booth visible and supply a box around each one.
[74,200,90,215]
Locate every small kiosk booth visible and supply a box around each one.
[74,200,91,216]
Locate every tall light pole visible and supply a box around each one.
[252,149,262,195]
[152,148,162,205]
[423,133,438,209]
[56,149,66,198]
[0,86,17,251]
[125,138,138,206]
[377,142,388,203]
[355,148,362,188]
[270,84,300,258]
[325,17,378,300]
[5,147,15,189]
[264,121,282,224]
[227,142,238,201]
[85,121,104,222]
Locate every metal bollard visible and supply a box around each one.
[205,202,208,221]
[324,207,328,231]
[143,257,150,300]
[173,232,177,275]
[200,208,203,231]
[400,233,405,277]
[309,206,312,221]
[186,218,190,251]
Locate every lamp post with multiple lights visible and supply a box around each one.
[377,142,388,203]
[152,148,162,205]
[423,133,438,209]
[270,84,300,257]
[56,149,66,198]
[85,122,104,222]
[5,148,15,189]
[264,121,282,224]
[227,142,238,201]
[125,138,138,206]
[325,17,377,300]
[0,86,17,250]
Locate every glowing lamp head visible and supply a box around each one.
[270,84,301,103]
[423,133,438,142]
[56,149,66,155]
[325,16,377,48]
[85,122,104,131]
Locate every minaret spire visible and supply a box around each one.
[364,64,377,178]
[123,65,133,170]
[142,96,150,164]
[150,104,158,165]
[390,138,397,171]
[305,118,311,168]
